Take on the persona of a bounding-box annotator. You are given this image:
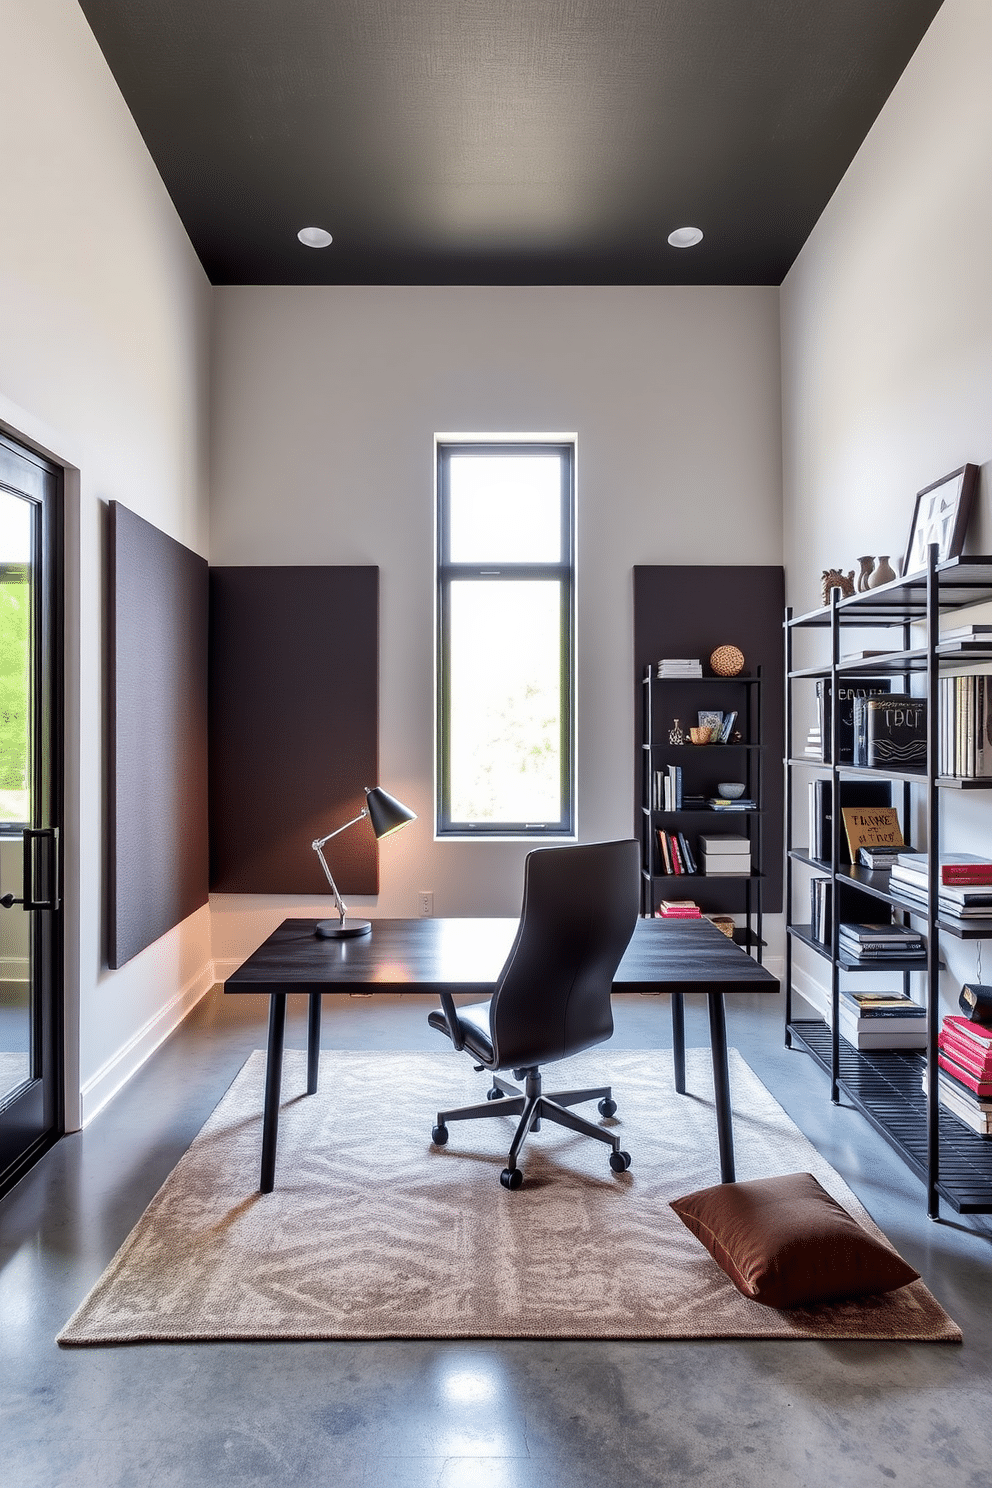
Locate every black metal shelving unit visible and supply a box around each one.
[784,548,992,1219]
[641,665,764,957]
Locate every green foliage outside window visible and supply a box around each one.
[0,570,30,814]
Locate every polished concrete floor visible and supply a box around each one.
[2,984,992,1488]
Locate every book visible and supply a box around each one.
[707,798,757,811]
[841,805,903,860]
[816,678,890,763]
[852,694,927,769]
[809,877,880,945]
[840,923,924,942]
[942,1014,992,1051]
[857,845,906,870]
[931,1070,992,1113]
[717,710,738,743]
[839,993,926,1030]
[928,1074,992,1136]
[939,624,992,641]
[937,1053,992,1097]
[841,1025,927,1051]
[941,863,992,885]
[937,1032,992,1078]
[959,984,992,1025]
[808,779,891,863]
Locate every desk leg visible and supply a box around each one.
[707,993,736,1184]
[307,992,322,1095]
[260,993,287,1194]
[671,993,686,1094]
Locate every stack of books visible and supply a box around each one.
[889,853,992,919]
[656,829,697,875]
[835,990,927,1051]
[707,795,757,811]
[657,658,702,678]
[656,899,702,919]
[933,1014,992,1135]
[937,673,992,776]
[804,725,823,759]
[837,922,926,963]
[936,623,992,651]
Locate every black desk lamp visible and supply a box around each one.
[312,785,416,939]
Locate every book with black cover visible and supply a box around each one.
[853,694,927,769]
[816,678,890,763]
[809,779,891,862]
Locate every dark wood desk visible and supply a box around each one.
[225,916,779,1192]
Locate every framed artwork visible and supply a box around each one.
[901,464,978,576]
[697,710,723,731]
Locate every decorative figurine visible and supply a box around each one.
[820,568,856,605]
[669,718,685,745]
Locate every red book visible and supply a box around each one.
[939,1029,992,1065]
[937,1053,992,1097]
[939,1041,992,1089]
[942,1015,992,1051]
[942,865,992,885]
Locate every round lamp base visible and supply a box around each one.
[315,917,373,940]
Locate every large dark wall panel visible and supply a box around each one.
[109,503,209,968]
[633,565,785,913]
[209,567,379,894]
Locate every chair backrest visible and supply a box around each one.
[488,839,640,1070]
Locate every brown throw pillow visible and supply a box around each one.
[670,1171,919,1308]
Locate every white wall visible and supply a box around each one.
[209,284,784,967]
[781,0,992,1013]
[0,0,213,1124]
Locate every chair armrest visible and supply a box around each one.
[437,990,466,1050]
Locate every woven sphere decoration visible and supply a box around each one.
[710,644,745,677]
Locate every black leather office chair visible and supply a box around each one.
[428,838,640,1189]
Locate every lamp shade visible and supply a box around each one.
[365,786,417,839]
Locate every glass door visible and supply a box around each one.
[0,433,62,1195]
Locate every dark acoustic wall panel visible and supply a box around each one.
[109,503,209,968]
[633,565,785,912]
[209,567,379,894]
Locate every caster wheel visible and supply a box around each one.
[598,1097,618,1118]
[500,1167,524,1190]
[609,1149,631,1173]
[487,1087,505,1101]
[432,1124,449,1146]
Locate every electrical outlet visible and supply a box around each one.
[418,890,434,916]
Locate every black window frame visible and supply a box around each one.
[436,440,575,838]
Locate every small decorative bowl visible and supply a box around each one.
[717,781,746,799]
[689,726,712,744]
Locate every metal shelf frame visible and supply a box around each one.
[784,547,992,1222]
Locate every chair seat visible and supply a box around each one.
[427,999,495,1062]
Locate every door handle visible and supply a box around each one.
[22,827,60,912]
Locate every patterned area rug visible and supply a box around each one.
[58,1048,960,1345]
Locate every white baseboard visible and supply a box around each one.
[212,956,245,983]
[79,959,218,1127]
[788,961,829,1019]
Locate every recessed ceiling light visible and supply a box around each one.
[297,226,333,248]
[667,226,703,249]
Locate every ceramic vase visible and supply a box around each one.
[867,555,896,588]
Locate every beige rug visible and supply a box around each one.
[58,1048,960,1345]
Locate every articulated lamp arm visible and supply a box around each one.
[311,809,367,924]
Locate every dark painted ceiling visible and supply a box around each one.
[77,0,944,286]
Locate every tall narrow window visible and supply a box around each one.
[437,441,575,837]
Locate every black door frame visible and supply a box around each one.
[0,429,64,1198]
